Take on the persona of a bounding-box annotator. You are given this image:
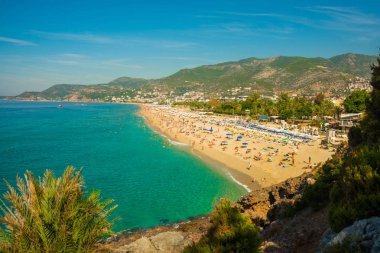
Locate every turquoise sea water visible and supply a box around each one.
[0,101,245,231]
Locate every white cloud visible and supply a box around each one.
[0,36,36,46]
[30,30,114,44]
[307,6,379,25]
[61,53,86,58]
[100,59,143,69]
[216,7,379,34]
[48,60,80,65]
[156,40,197,48]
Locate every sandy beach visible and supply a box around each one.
[139,104,335,190]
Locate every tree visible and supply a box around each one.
[343,90,370,113]
[314,93,325,106]
[361,56,380,143]
[0,166,117,252]
[277,93,292,120]
[293,97,312,118]
[312,95,335,117]
[334,106,344,120]
[183,199,261,253]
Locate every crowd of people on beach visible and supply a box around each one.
[142,105,333,186]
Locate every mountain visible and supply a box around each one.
[157,53,377,95]
[14,53,377,101]
[16,77,149,101]
[108,77,149,88]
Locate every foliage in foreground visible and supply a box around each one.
[183,199,261,253]
[0,166,117,253]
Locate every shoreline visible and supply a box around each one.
[138,106,261,192]
[139,104,335,190]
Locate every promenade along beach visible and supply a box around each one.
[140,104,335,190]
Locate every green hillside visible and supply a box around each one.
[158,53,377,95]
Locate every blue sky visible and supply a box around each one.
[0,0,379,95]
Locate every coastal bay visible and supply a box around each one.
[0,101,246,232]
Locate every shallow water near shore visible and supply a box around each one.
[0,101,246,231]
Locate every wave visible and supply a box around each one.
[226,172,251,192]
[168,139,190,146]
[153,130,190,146]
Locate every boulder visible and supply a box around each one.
[114,231,191,253]
[115,236,157,253]
[317,216,380,253]
[150,231,192,252]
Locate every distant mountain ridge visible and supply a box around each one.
[158,53,376,95]
[15,53,377,101]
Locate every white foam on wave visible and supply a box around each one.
[226,172,251,192]
[153,130,190,146]
[168,139,190,146]
[192,153,251,192]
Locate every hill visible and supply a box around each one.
[14,53,377,101]
[16,78,149,101]
[157,53,377,96]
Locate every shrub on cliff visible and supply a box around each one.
[183,199,261,253]
[301,151,344,210]
[0,166,117,252]
[328,144,380,232]
[279,148,344,219]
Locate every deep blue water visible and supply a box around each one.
[0,101,245,231]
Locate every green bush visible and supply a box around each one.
[327,143,380,232]
[183,199,261,253]
[287,150,344,215]
[0,166,117,252]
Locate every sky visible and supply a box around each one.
[0,0,379,96]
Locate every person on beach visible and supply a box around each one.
[292,152,295,165]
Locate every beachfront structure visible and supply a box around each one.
[339,113,363,129]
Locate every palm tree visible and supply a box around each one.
[0,166,117,252]
[334,105,344,121]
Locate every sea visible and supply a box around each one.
[0,101,246,231]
